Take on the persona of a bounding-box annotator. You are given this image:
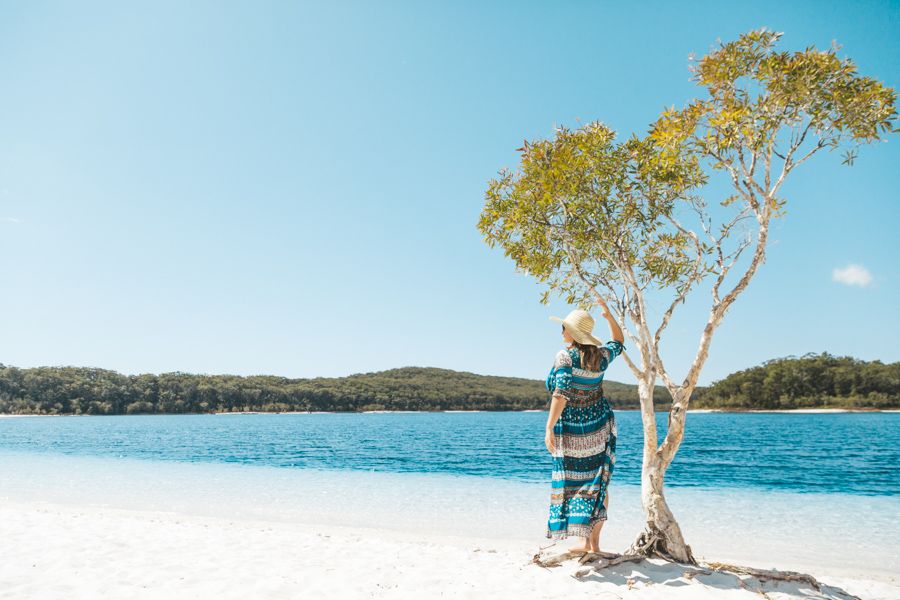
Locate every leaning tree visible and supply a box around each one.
[478,28,897,563]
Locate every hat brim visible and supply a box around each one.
[549,316,603,346]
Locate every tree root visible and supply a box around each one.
[533,548,851,598]
[702,561,829,594]
[627,528,697,565]
[532,548,644,569]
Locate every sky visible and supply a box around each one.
[0,1,897,386]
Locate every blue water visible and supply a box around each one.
[0,411,897,496]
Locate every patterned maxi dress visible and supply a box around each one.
[545,340,625,539]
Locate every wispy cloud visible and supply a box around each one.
[2,217,22,224]
[832,264,873,287]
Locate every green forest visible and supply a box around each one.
[691,352,898,409]
[0,352,895,415]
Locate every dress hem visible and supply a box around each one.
[545,512,609,540]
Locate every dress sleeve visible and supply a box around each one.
[598,340,626,371]
[546,349,574,395]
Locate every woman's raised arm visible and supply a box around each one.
[595,296,624,343]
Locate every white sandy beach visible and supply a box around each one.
[1,452,898,599]
[1,499,897,600]
[0,501,900,600]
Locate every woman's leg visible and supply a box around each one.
[587,489,609,552]
[568,489,610,553]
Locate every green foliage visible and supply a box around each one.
[0,364,663,414]
[693,353,900,409]
[479,28,897,308]
[656,28,897,203]
[1,357,892,414]
[478,122,708,307]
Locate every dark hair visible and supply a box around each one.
[573,340,601,371]
[562,324,602,371]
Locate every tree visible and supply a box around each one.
[477,28,897,563]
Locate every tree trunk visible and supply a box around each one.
[626,376,696,564]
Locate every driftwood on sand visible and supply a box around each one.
[531,547,644,570]
[701,561,826,594]
[530,547,856,599]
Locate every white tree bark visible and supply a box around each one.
[571,194,774,565]
[564,123,810,564]
[625,379,695,563]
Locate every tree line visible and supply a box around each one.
[0,352,895,415]
[691,352,898,409]
[0,364,664,414]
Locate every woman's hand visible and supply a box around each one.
[544,428,556,454]
[593,293,611,319]
[593,293,625,342]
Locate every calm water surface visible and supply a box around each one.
[0,411,896,496]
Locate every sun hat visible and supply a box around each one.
[549,309,603,346]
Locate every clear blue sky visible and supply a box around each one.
[0,1,897,386]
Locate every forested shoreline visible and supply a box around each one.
[0,352,896,415]
[0,364,657,414]
[691,352,898,410]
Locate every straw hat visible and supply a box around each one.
[550,309,603,346]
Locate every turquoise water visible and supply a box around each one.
[2,414,899,579]
[1,411,897,496]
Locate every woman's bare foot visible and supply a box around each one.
[567,541,592,553]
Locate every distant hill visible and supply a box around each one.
[692,352,899,409]
[0,364,666,415]
[1,352,896,415]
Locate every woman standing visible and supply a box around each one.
[544,298,625,554]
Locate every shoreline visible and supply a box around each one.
[2,450,898,598]
[686,407,900,413]
[2,407,898,418]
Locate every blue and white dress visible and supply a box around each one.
[545,340,625,539]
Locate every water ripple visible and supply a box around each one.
[0,412,897,496]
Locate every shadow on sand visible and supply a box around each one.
[533,548,862,599]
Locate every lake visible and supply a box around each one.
[1,411,897,495]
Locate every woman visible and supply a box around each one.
[544,298,625,554]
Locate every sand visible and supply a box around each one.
[1,498,897,600]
